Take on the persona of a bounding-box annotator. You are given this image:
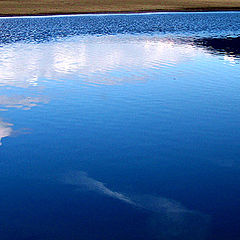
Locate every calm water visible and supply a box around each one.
[0,12,240,240]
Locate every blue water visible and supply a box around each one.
[0,12,240,240]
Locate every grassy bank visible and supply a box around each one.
[0,0,240,16]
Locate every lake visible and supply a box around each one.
[0,12,240,240]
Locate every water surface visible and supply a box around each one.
[0,12,240,240]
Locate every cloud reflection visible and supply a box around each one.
[62,171,209,239]
[0,120,13,146]
[63,171,134,204]
[0,36,203,87]
[0,95,47,111]
[0,94,48,146]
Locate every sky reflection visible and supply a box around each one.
[1,14,240,240]
[0,34,238,147]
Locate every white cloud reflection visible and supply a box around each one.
[0,36,204,87]
[63,171,134,204]
[62,171,210,239]
[0,95,48,111]
[0,94,48,146]
[0,120,13,146]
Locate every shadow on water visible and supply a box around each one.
[194,36,240,59]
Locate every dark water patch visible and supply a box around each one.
[194,36,240,59]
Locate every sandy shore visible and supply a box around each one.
[0,0,240,17]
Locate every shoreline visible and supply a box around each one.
[1,7,240,18]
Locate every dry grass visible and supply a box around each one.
[0,0,240,16]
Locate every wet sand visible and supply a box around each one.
[0,0,240,17]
